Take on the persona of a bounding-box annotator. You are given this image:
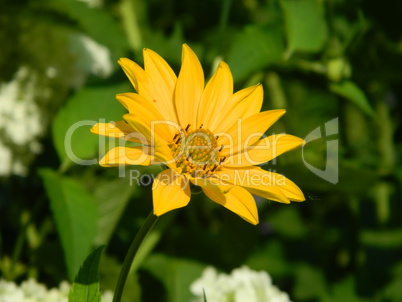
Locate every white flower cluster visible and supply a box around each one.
[0,66,44,176]
[0,279,113,302]
[190,266,291,302]
[0,34,112,177]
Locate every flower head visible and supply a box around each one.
[91,44,305,225]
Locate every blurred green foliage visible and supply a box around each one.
[1,0,402,301]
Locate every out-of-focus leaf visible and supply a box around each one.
[227,25,284,82]
[93,177,137,246]
[361,228,402,248]
[246,240,290,278]
[52,83,128,165]
[330,81,374,117]
[46,0,128,60]
[141,23,184,66]
[142,253,205,302]
[293,264,327,300]
[383,278,402,302]
[267,207,307,239]
[40,168,98,281]
[281,0,327,53]
[324,277,357,302]
[68,246,104,302]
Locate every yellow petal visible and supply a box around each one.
[90,121,148,144]
[197,61,233,131]
[152,169,191,216]
[174,44,204,129]
[190,176,233,194]
[117,93,177,142]
[215,167,292,204]
[266,171,305,202]
[203,186,259,225]
[118,56,178,124]
[214,84,263,134]
[99,146,155,167]
[143,48,178,123]
[225,134,305,167]
[118,58,147,97]
[218,109,286,157]
[123,114,175,168]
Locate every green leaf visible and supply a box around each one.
[267,207,308,239]
[93,177,137,246]
[323,277,357,302]
[246,240,290,278]
[142,253,205,302]
[361,228,402,248]
[52,83,128,164]
[227,25,284,82]
[40,168,98,281]
[68,246,105,302]
[46,0,128,60]
[329,81,374,116]
[294,264,327,300]
[281,0,327,53]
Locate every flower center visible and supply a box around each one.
[169,125,225,177]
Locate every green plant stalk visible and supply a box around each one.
[113,211,158,302]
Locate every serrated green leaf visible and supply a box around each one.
[227,25,284,82]
[40,168,98,281]
[142,254,205,302]
[93,177,137,246]
[330,81,374,117]
[52,83,128,164]
[281,0,327,53]
[69,246,105,302]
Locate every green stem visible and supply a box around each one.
[113,212,158,302]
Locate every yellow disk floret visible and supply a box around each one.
[169,126,224,177]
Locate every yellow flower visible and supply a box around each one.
[91,44,305,225]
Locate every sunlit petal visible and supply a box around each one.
[174,44,204,128]
[152,169,191,216]
[117,93,177,141]
[143,48,178,123]
[218,109,286,157]
[99,146,155,167]
[190,176,233,194]
[90,121,148,144]
[203,186,259,225]
[197,61,233,131]
[214,84,263,134]
[215,167,294,204]
[123,114,175,168]
[225,134,305,167]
